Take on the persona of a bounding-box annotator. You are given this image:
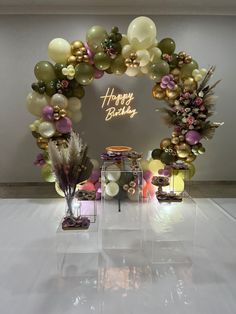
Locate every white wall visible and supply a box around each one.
[0,14,235,182]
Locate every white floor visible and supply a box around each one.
[0,198,235,314]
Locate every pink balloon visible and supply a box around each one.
[94,181,101,191]
[143,170,152,182]
[94,68,104,79]
[80,181,96,191]
[84,42,94,62]
[89,170,101,183]
[185,130,201,145]
[42,105,54,121]
[55,117,72,134]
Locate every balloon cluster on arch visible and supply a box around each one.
[26,16,222,183]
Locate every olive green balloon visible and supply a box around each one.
[45,80,57,96]
[86,25,108,52]
[180,60,199,79]
[94,52,111,70]
[169,53,179,69]
[158,38,176,55]
[160,152,176,165]
[110,56,127,75]
[151,149,162,160]
[34,61,56,83]
[105,68,113,74]
[75,63,95,86]
[54,63,66,79]
[73,85,85,99]
[149,60,170,81]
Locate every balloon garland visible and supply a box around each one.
[27,16,222,188]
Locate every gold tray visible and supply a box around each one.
[106,146,132,152]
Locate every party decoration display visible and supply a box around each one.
[27,16,222,188]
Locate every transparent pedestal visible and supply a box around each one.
[56,200,100,277]
[145,195,196,264]
[101,159,143,250]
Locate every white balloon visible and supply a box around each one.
[105,164,121,181]
[26,91,49,117]
[68,97,82,112]
[127,16,157,50]
[122,44,134,58]
[51,93,68,109]
[136,49,150,67]
[125,67,141,77]
[105,181,119,197]
[48,38,71,63]
[38,121,56,138]
[149,47,162,62]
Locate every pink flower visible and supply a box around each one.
[194,97,203,106]
[61,80,69,89]
[34,153,46,167]
[187,116,195,125]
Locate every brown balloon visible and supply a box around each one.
[71,40,84,53]
[160,138,172,149]
[171,137,179,145]
[186,153,196,162]
[183,77,197,92]
[176,143,191,158]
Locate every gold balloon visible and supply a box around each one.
[172,131,179,138]
[183,77,197,92]
[67,55,77,65]
[170,68,180,81]
[37,137,48,150]
[152,84,166,100]
[176,143,191,158]
[171,137,179,145]
[160,138,172,149]
[186,153,196,163]
[71,40,84,52]
[166,85,180,100]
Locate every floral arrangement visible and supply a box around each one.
[26,16,222,192]
[48,132,93,227]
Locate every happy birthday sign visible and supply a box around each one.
[100,87,138,121]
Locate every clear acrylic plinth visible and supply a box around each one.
[101,200,143,250]
[145,194,196,264]
[56,212,100,277]
[101,159,143,250]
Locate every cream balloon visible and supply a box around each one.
[105,164,121,181]
[140,66,149,74]
[122,44,135,58]
[91,159,100,170]
[26,91,50,117]
[105,181,119,197]
[140,159,149,171]
[127,16,157,50]
[148,159,164,175]
[68,97,82,112]
[149,47,162,63]
[69,110,82,123]
[136,49,150,67]
[51,93,68,109]
[38,121,56,138]
[120,34,129,47]
[48,38,71,63]
[125,67,140,77]
[169,174,185,194]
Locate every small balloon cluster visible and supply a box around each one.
[27,16,222,188]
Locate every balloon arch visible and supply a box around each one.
[27,16,221,195]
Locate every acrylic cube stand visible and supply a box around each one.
[145,195,196,264]
[56,200,100,277]
[101,160,143,251]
